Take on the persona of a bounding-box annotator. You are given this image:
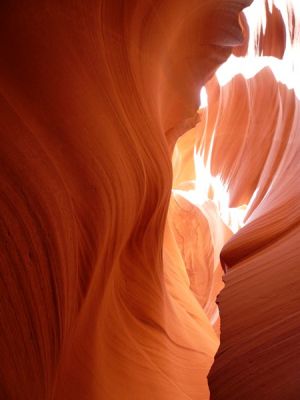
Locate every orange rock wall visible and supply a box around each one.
[1,1,299,399]
[208,1,300,399]
[0,1,251,399]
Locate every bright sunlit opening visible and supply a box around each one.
[174,150,248,234]
[199,86,208,109]
[174,0,300,234]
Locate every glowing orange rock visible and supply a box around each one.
[0,1,250,399]
[207,1,300,399]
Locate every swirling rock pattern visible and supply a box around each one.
[0,1,251,399]
[208,1,300,399]
[1,0,299,399]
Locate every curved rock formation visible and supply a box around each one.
[0,1,250,399]
[167,1,300,399]
[207,1,300,399]
[1,0,299,399]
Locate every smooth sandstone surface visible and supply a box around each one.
[1,0,300,399]
[208,1,300,399]
[0,1,250,399]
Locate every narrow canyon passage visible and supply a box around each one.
[0,1,299,399]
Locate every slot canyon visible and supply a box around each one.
[0,0,299,399]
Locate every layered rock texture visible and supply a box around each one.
[208,1,300,399]
[0,0,299,399]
